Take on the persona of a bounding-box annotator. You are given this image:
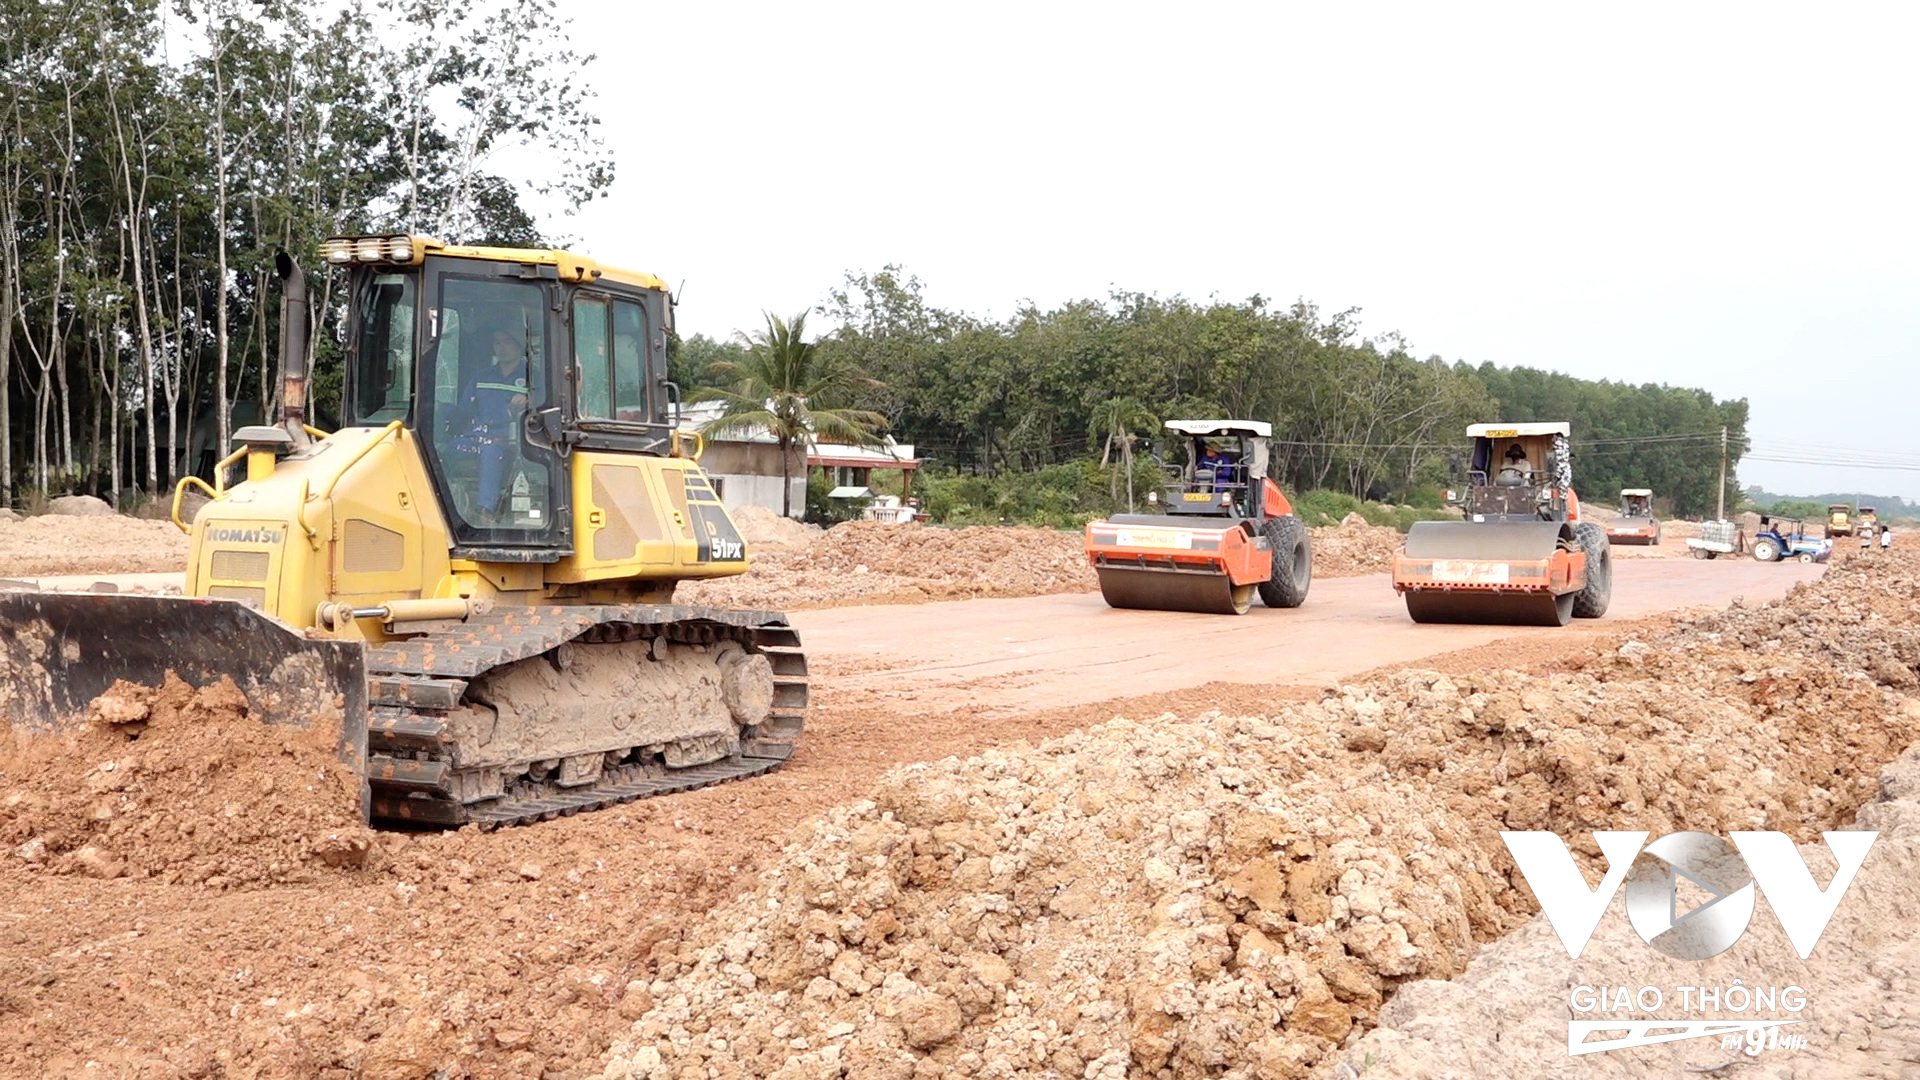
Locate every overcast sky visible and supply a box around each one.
[555,1,1920,500]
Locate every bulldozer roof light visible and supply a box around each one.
[322,235,669,289]
[321,234,435,267]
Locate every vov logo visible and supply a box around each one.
[1501,830,1877,960]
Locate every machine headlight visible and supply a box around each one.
[322,238,355,264]
[354,237,384,262]
[385,236,415,262]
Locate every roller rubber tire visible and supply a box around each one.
[1572,520,1612,619]
[1257,516,1312,609]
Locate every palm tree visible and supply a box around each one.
[692,312,890,519]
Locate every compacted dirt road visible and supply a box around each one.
[796,558,1825,716]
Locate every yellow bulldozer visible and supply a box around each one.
[0,235,806,828]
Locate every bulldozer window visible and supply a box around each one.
[427,276,553,535]
[613,300,648,421]
[570,295,650,424]
[352,273,416,423]
[573,294,613,419]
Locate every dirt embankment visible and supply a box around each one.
[682,520,1097,611]
[0,513,189,577]
[1,676,375,888]
[605,552,1920,1080]
[684,516,1404,612]
[0,675,747,1078]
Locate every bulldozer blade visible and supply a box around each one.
[1404,588,1575,626]
[1096,566,1253,616]
[0,593,370,815]
[1402,520,1567,561]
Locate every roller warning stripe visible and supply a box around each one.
[1085,526,1222,552]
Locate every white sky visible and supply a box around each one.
[555,1,1920,500]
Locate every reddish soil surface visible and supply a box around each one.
[0,549,1835,1078]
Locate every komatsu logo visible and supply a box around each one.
[205,526,284,545]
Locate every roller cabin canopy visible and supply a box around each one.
[1466,422,1569,438]
[1165,419,1272,438]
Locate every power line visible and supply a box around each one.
[1746,454,1920,473]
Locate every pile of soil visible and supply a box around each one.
[0,513,190,577]
[681,522,1098,610]
[1,675,374,889]
[731,505,823,547]
[605,553,1920,1080]
[1306,522,1402,577]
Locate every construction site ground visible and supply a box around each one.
[0,510,1896,1080]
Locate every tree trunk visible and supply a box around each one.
[0,172,16,505]
[780,436,794,519]
[213,49,232,453]
[108,313,122,506]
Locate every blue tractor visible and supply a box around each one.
[1752,517,1831,564]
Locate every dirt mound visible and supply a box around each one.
[732,505,822,547]
[47,494,114,517]
[0,513,190,576]
[681,522,1097,610]
[1307,521,1401,577]
[605,553,1920,1080]
[1,675,375,889]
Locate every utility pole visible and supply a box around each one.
[1716,425,1728,521]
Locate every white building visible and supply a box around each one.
[676,401,919,520]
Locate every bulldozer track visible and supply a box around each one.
[361,603,807,829]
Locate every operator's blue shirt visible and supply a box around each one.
[463,362,528,433]
[1200,453,1236,488]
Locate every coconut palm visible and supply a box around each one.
[693,312,890,518]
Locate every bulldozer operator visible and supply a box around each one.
[454,326,534,523]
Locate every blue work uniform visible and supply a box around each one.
[458,361,529,515]
[1199,452,1236,490]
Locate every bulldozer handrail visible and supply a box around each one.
[169,446,249,533]
[295,420,403,546]
[170,476,217,533]
[671,429,704,459]
[315,421,404,503]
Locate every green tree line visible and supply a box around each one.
[0,0,608,506]
[676,267,1751,518]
